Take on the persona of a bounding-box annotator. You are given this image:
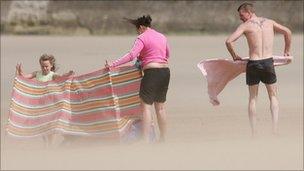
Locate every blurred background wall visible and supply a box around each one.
[1,0,303,35]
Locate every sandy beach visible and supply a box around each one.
[1,34,303,170]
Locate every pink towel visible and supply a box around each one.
[197,56,293,106]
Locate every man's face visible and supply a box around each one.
[239,9,252,22]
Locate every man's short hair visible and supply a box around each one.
[237,2,255,13]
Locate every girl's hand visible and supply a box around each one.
[15,63,23,76]
[68,70,74,75]
[62,70,74,77]
[15,63,19,76]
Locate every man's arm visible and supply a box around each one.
[225,25,245,60]
[273,21,292,56]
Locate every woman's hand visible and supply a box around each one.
[105,60,113,70]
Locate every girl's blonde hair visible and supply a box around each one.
[39,54,56,71]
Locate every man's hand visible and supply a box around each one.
[233,55,243,61]
[284,52,290,56]
[283,52,292,64]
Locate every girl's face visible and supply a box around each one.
[40,60,53,75]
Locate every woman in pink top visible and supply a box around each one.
[106,15,170,142]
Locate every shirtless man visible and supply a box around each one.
[225,2,292,136]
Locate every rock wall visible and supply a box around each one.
[1,1,303,35]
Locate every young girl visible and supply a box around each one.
[15,54,73,81]
[15,54,74,147]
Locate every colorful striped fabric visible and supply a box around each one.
[7,66,144,140]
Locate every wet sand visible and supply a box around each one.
[1,35,303,170]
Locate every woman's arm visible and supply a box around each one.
[110,38,144,67]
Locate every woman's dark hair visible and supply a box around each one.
[124,15,152,29]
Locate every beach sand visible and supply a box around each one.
[1,35,303,170]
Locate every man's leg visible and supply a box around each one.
[141,99,153,141]
[154,102,167,142]
[248,84,259,136]
[265,83,279,134]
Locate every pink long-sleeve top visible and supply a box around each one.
[111,28,170,68]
